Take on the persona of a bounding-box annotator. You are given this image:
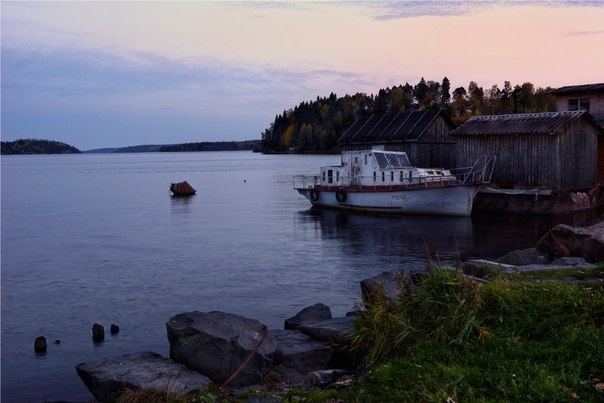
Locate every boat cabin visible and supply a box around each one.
[317,149,455,189]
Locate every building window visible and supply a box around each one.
[568,98,590,111]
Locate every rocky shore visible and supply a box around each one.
[71,220,604,402]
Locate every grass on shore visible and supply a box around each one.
[348,265,604,402]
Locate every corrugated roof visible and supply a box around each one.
[551,83,604,95]
[450,111,594,136]
[338,109,453,145]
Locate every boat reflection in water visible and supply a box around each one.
[296,207,602,273]
[297,207,475,272]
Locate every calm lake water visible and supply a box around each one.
[1,151,599,402]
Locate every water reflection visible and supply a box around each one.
[302,208,474,268]
[297,207,603,270]
[170,194,196,212]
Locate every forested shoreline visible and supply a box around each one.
[1,139,81,155]
[261,78,557,153]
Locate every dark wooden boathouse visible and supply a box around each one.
[450,111,604,214]
[551,83,604,181]
[338,109,456,168]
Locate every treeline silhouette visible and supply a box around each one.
[261,78,557,153]
[160,140,262,152]
[1,139,80,155]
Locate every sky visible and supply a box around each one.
[1,1,603,151]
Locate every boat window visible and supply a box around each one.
[354,157,358,164]
[391,153,410,167]
[322,171,326,182]
[336,171,340,182]
[390,171,394,182]
[375,153,388,168]
[328,169,333,184]
[382,172,385,182]
[373,172,377,182]
[400,171,404,181]
[374,152,411,169]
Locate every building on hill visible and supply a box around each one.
[552,83,604,128]
[337,108,456,168]
[450,111,604,214]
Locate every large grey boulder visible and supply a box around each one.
[295,316,354,346]
[360,270,414,304]
[75,351,211,403]
[272,329,333,374]
[166,311,277,387]
[496,248,549,266]
[284,303,332,330]
[536,221,604,263]
[283,305,356,369]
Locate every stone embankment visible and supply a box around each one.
[76,305,359,402]
[74,220,604,402]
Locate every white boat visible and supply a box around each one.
[293,148,495,216]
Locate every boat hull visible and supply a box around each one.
[297,185,479,216]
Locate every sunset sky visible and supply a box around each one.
[2,1,603,150]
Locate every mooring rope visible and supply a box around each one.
[220,324,269,388]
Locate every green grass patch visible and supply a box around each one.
[351,265,604,402]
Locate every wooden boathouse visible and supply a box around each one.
[551,83,604,180]
[450,111,604,214]
[338,108,456,168]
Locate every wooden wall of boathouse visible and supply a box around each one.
[452,113,599,192]
[383,142,456,170]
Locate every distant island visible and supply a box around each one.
[1,139,262,155]
[1,139,81,155]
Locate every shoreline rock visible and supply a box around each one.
[166,311,277,387]
[76,351,212,402]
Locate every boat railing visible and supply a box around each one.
[450,155,497,184]
[293,175,319,190]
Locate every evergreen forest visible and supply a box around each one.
[261,78,557,153]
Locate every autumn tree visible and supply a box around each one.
[468,81,485,115]
[451,86,467,117]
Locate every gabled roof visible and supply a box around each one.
[338,109,454,145]
[551,83,604,95]
[450,111,603,136]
